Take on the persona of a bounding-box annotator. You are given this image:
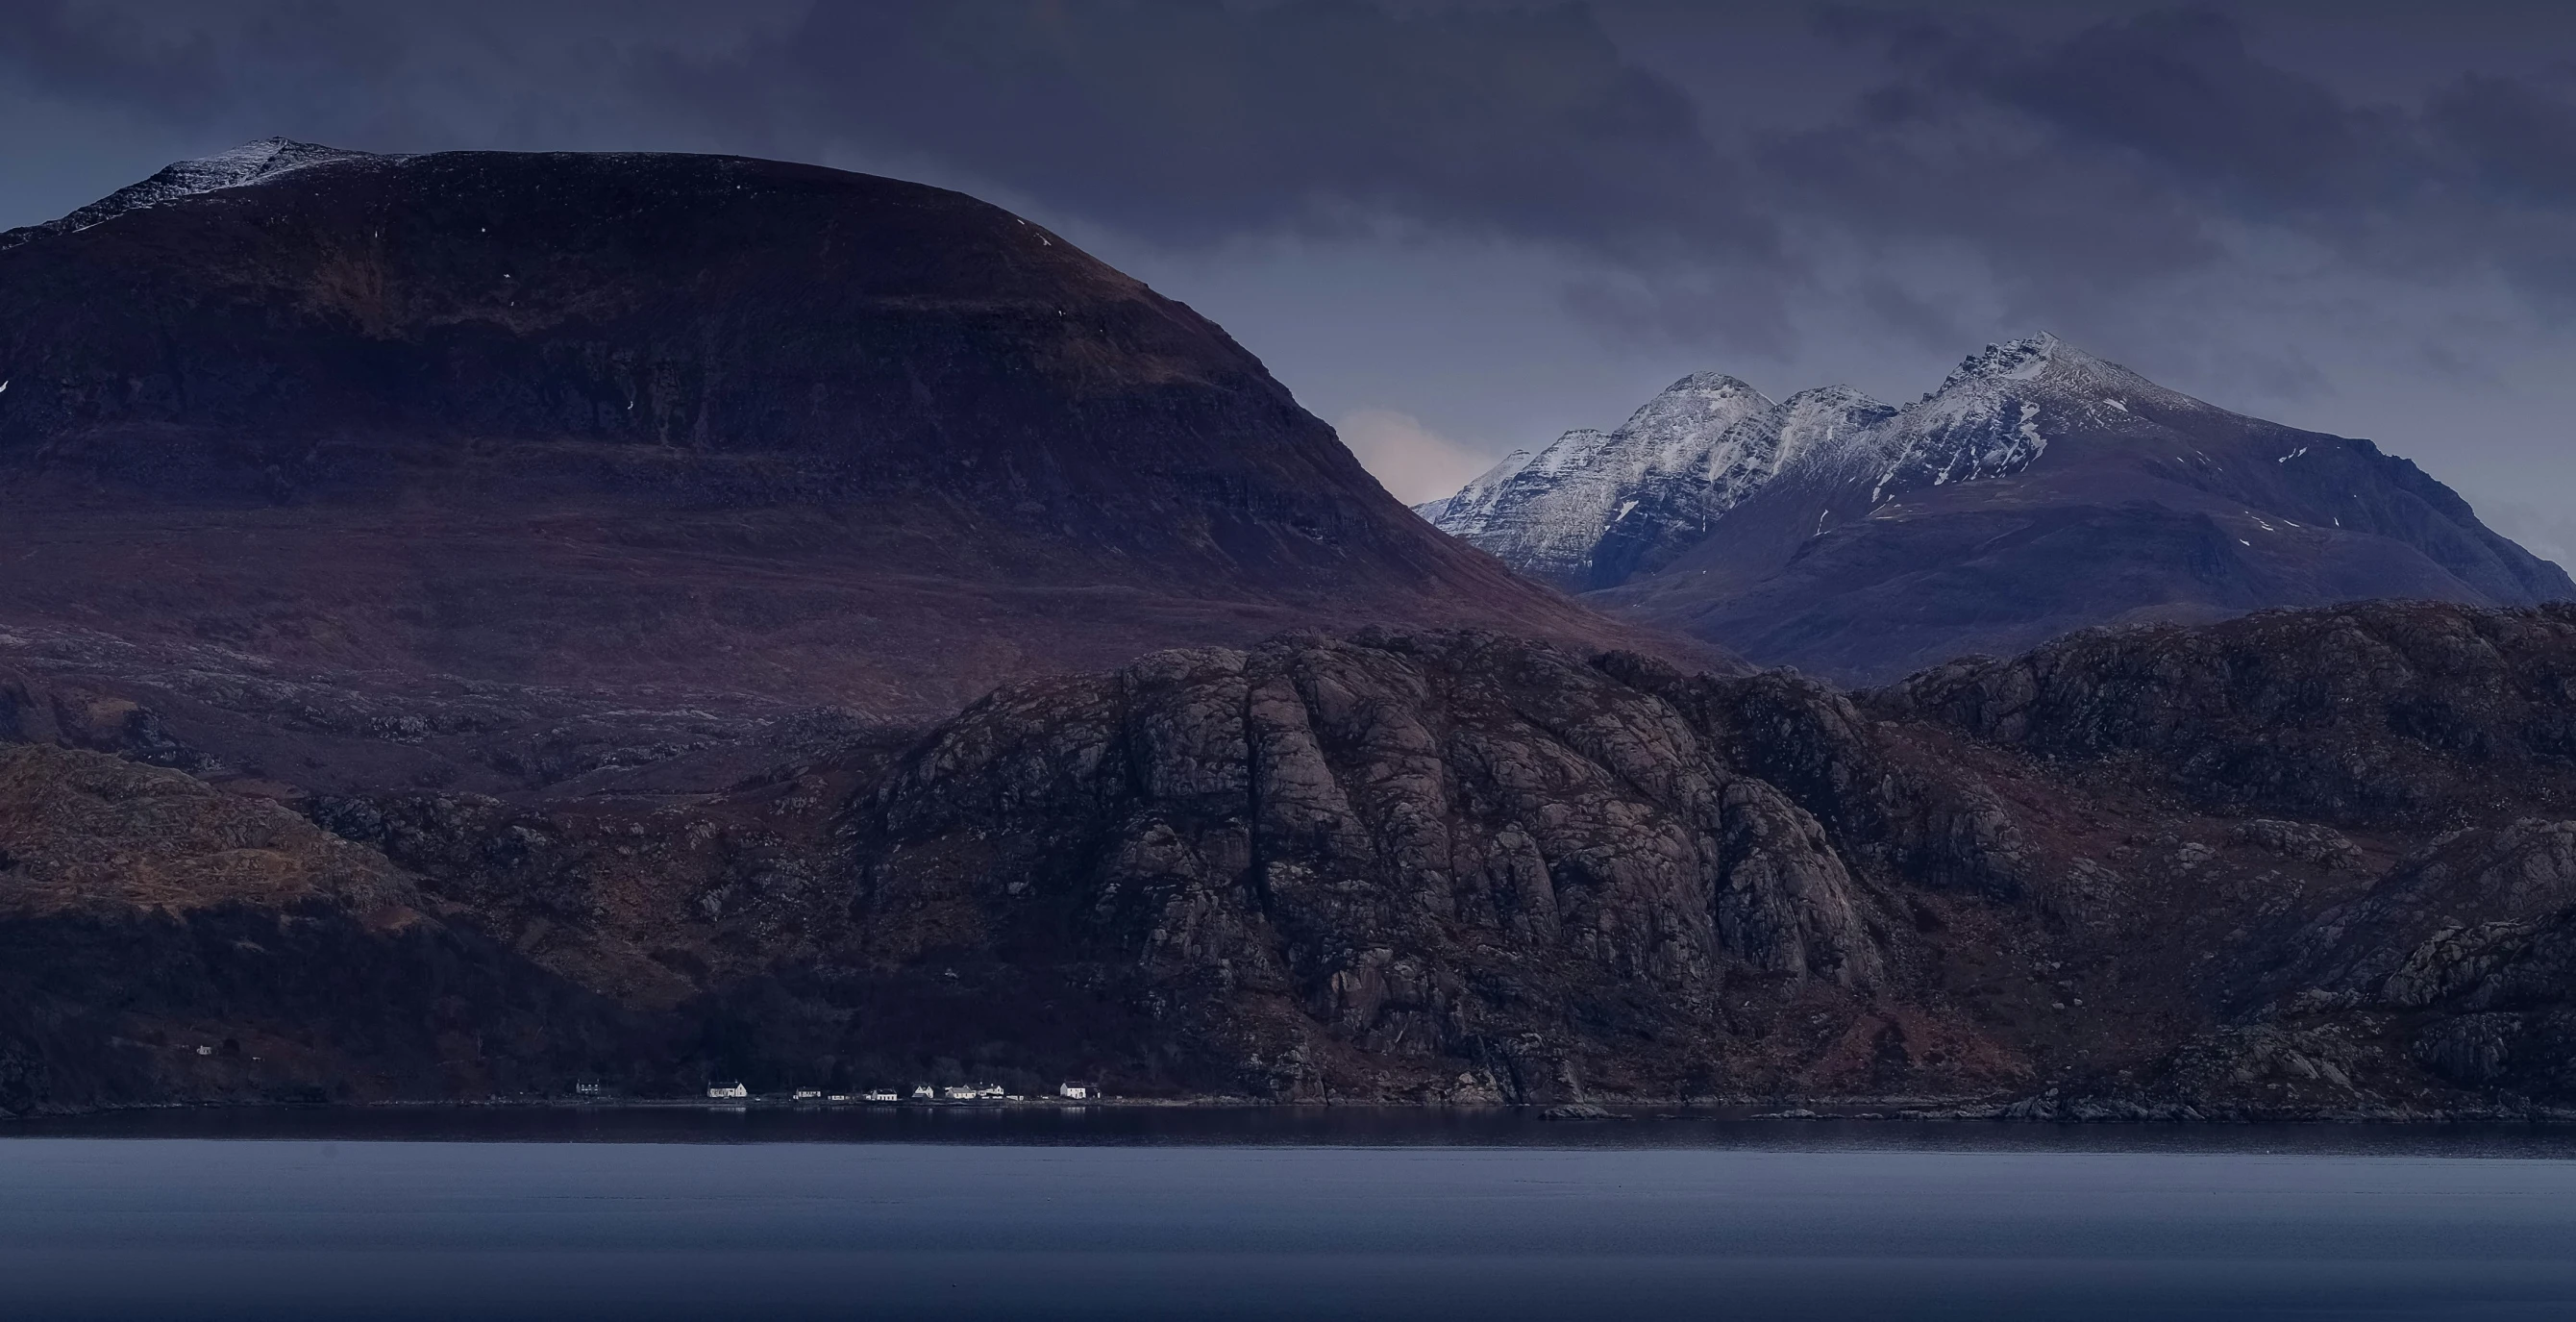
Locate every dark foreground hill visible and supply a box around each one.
[8,601,2576,1118]
[0,139,1668,793]
[1424,335,2571,684]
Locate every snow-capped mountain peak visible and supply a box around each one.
[1411,371,1793,587]
[1921,333,2189,415]
[1420,334,2218,588]
[1615,373,1772,480]
[1931,332,2064,395]
[1863,332,2206,502]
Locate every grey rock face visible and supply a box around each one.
[851,631,1912,1099]
[2289,818,2576,1016]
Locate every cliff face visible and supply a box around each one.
[0,140,1673,795]
[8,602,2576,1115]
[842,633,1918,1100]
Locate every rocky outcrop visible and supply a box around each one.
[1879,602,2576,828]
[0,744,412,918]
[848,633,1903,1101]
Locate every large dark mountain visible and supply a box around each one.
[9,601,2576,1116]
[1423,335,2572,684]
[0,139,1667,793]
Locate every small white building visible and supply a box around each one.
[706,1082,749,1100]
[910,1085,935,1100]
[944,1085,981,1101]
[1058,1083,1090,1100]
[860,1090,900,1103]
[792,1089,822,1101]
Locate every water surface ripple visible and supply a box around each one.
[8,1110,2574,1320]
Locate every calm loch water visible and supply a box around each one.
[7,1109,2576,1320]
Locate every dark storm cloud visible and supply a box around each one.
[1769,6,2576,336]
[2436,74,2576,207]
[7,0,2576,520]
[10,1,2572,338]
[1,1,1773,257]
[1983,10,2410,214]
[2,0,435,134]
[652,1,1774,261]
[1,1,226,112]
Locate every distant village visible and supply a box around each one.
[705,1081,1096,1105]
[563,1080,1099,1106]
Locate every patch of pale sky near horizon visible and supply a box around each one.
[1333,409,1496,506]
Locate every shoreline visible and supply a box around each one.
[10,1095,2576,1127]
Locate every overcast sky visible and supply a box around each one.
[6,0,2573,559]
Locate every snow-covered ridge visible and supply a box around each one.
[1933,331,2062,393]
[1422,334,2187,588]
[1409,372,1785,586]
[0,138,382,252]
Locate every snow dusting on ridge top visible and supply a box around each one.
[1920,332,2181,412]
[130,138,382,203]
[0,138,381,252]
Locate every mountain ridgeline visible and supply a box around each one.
[1420,336,2571,684]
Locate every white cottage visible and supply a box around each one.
[706,1082,750,1100]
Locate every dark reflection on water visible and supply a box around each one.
[9,1109,2576,1320]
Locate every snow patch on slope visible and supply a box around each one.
[1415,448,1535,528]
[1770,386,1903,479]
